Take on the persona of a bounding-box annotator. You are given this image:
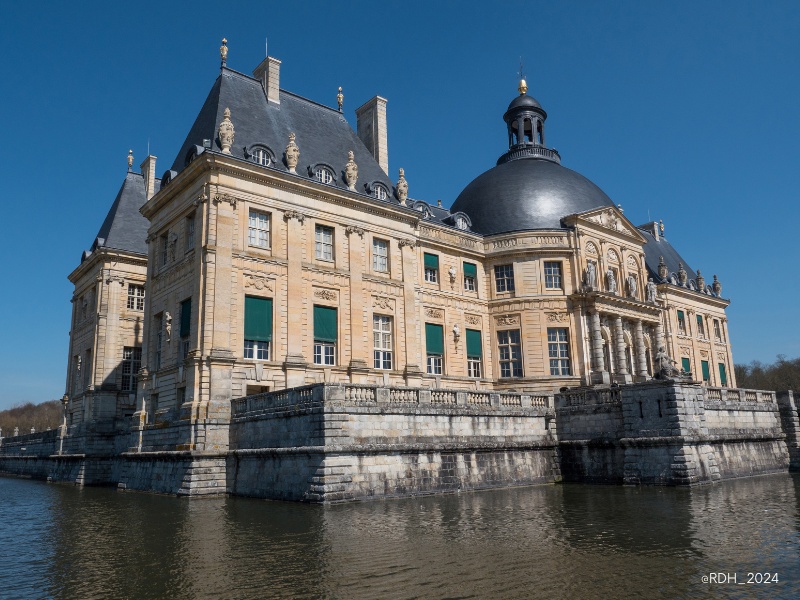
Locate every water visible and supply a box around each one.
[1,475,798,599]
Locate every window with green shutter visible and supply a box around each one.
[718,363,727,386]
[681,357,691,373]
[701,360,710,382]
[313,305,337,342]
[423,253,439,269]
[466,329,482,358]
[180,298,191,338]
[463,262,477,291]
[244,296,273,342]
[425,323,444,355]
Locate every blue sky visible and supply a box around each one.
[0,1,798,409]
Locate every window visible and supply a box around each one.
[701,360,710,383]
[248,210,270,248]
[315,225,334,261]
[498,330,523,377]
[373,315,393,370]
[719,363,728,387]
[373,184,388,200]
[154,314,163,370]
[121,347,142,392]
[425,323,444,375]
[84,350,92,388]
[466,329,482,378]
[161,234,168,267]
[681,357,691,374]
[252,147,271,167]
[424,253,439,283]
[677,310,686,335]
[80,295,87,320]
[244,296,272,360]
[455,215,468,230]
[314,305,337,365]
[127,284,145,310]
[495,264,515,293]
[463,262,477,291]
[149,394,158,424]
[544,262,562,289]
[548,328,571,376]
[696,315,705,339]
[373,238,388,272]
[177,387,186,407]
[73,355,80,393]
[713,319,723,342]
[315,167,334,184]
[186,215,195,251]
[180,298,191,360]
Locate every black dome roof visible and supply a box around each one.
[507,94,542,111]
[450,158,615,235]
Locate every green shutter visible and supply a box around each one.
[466,329,482,358]
[719,363,727,386]
[677,310,685,320]
[180,298,191,337]
[681,357,691,373]
[697,315,703,326]
[314,305,337,342]
[245,296,273,342]
[701,360,710,382]
[423,253,439,270]
[425,323,444,355]
[463,262,477,278]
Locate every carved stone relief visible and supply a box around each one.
[314,289,338,302]
[465,314,481,326]
[344,225,365,237]
[283,209,305,223]
[585,241,598,255]
[681,347,691,357]
[495,314,519,326]
[424,307,444,319]
[373,296,395,311]
[607,248,619,263]
[545,312,569,323]
[243,273,274,292]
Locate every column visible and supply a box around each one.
[346,227,369,382]
[654,319,666,354]
[633,320,648,381]
[613,316,631,383]
[400,240,422,386]
[283,210,308,387]
[589,310,609,384]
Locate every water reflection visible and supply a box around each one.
[0,474,797,599]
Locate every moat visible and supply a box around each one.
[2,474,798,599]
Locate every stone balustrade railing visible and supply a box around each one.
[558,387,622,407]
[231,383,554,418]
[705,387,777,404]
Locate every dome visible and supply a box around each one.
[451,158,615,235]
[450,86,615,235]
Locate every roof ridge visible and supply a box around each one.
[279,89,341,115]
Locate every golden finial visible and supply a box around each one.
[220,38,228,67]
[659,219,664,234]
[337,86,343,112]
[518,78,528,96]
[127,149,134,171]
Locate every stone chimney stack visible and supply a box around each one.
[356,96,388,175]
[253,56,281,104]
[140,155,157,201]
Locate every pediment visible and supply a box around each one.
[570,206,647,242]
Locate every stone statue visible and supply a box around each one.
[584,261,597,290]
[127,149,134,170]
[653,346,680,379]
[657,256,668,281]
[606,268,617,294]
[165,312,172,342]
[218,107,235,154]
[646,278,657,303]
[396,168,409,205]
[677,263,688,287]
[712,274,722,296]
[344,151,358,191]
[626,274,638,298]
[285,133,300,174]
[696,270,705,291]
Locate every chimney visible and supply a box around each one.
[356,96,388,175]
[140,155,157,201]
[253,56,281,104]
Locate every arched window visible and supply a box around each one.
[315,167,334,184]
[252,147,271,167]
[373,184,388,200]
[455,216,468,230]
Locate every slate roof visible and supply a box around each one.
[169,67,396,203]
[638,224,696,282]
[88,171,155,257]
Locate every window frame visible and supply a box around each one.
[696,315,706,339]
[185,214,195,252]
[544,261,563,290]
[314,342,336,365]
[121,346,142,392]
[373,315,393,370]
[127,284,145,310]
[547,327,571,376]
[248,209,271,249]
[315,225,334,262]
[372,238,389,273]
[494,264,515,293]
[677,310,687,335]
[314,166,334,185]
[497,329,523,378]
[251,147,272,167]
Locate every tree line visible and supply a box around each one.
[734,355,800,393]
[0,401,62,436]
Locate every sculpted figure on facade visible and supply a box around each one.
[344,151,358,191]
[626,273,637,298]
[584,261,597,290]
[285,133,300,173]
[606,267,617,294]
[646,278,657,303]
[654,346,680,379]
[396,168,408,205]
[218,108,235,154]
[165,312,172,342]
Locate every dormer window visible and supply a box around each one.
[412,201,432,219]
[251,147,272,167]
[455,216,468,230]
[315,167,334,184]
[373,184,388,200]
